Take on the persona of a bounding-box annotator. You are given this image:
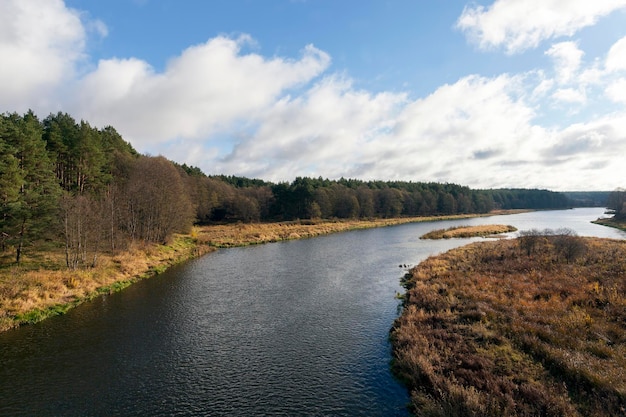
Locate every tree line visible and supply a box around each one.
[607,188,626,219]
[1,110,573,267]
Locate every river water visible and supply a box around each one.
[0,208,624,416]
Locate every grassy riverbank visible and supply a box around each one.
[592,217,626,232]
[0,213,504,332]
[420,224,517,239]
[0,234,212,332]
[193,214,505,247]
[391,236,626,416]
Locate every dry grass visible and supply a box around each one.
[420,224,517,239]
[593,217,626,232]
[193,215,500,247]
[391,236,626,417]
[0,232,212,331]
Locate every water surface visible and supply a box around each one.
[0,208,623,416]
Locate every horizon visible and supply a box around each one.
[1,0,626,191]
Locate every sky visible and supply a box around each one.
[1,0,626,191]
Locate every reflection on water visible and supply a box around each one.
[0,208,623,416]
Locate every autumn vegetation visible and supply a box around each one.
[391,230,626,416]
[0,110,585,330]
[1,213,509,331]
[0,109,620,338]
[0,110,573,269]
[592,188,626,233]
[0,233,212,331]
[420,224,517,239]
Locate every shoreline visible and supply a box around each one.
[0,211,521,333]
[592,217,626,232]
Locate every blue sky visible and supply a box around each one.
[2,0,626,190]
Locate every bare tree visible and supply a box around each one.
[518,229,544,257]
[60,193,105,269]
[553,228,587,264]
[122,156,194,243]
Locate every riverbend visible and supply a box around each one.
[0,213,514,332]
[1,208,624,416]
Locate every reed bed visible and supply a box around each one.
[391,236,626,416]
[420,224,517,239]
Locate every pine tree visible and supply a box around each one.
[1,111,61,264]
[0,119,23,251]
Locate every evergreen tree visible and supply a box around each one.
[1,112,61,264]
[0,121,23,251]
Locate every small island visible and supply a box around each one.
[420,224,517,239]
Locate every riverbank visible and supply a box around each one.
[592,216,626,232]
[193,214,512,247]
[0,235,213,332]
[0,212,512,332]
[391,236,626,416]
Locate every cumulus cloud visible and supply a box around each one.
[605,78,626,103]
[0,0,86,111]
[545,42,584,84]
[547,116,626,162]
[457,0,626,54]
[606,36,626,72]
[207,70,626,190]
[372,75,548,186]
[1,0,625,191]
[211,76,406,180]
[210,74,553,187]
[74,37,330,145]
[551,88,587,104]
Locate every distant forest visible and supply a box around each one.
[0,110,599,266]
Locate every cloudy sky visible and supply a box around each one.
[1,0,626,190]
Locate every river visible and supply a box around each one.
[0,208,624,416]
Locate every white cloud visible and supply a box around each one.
[545,42,584,84]
[203,72,626,190]
[457,0,626,54]
[548,116,626,164]
[208,75,549,187]
[1,0,625,191]
[74,37,331,146]
[606,36,626,72]
[605,78,626,103]
[0,0,86,111]
[211,76,406,180]
[551,88,587,104]
[372,75,547,185]
[88,19,109,38]
[530,76,554,100]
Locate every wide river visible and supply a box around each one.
[1,208,624,416]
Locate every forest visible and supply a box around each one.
[1,110,577,267]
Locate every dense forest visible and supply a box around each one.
[1,111,575,266]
